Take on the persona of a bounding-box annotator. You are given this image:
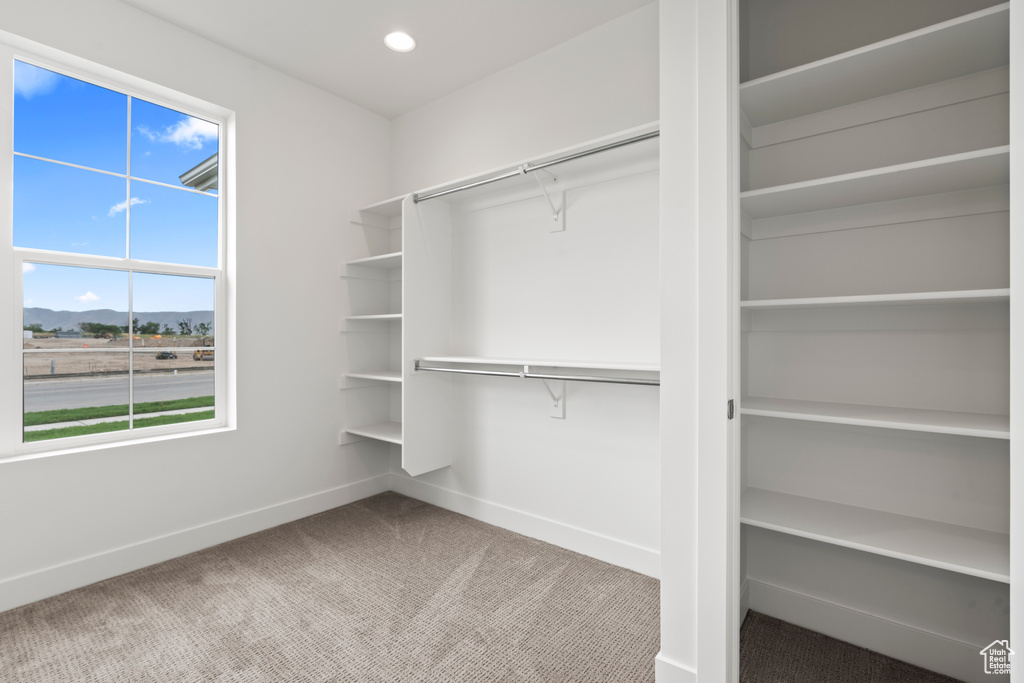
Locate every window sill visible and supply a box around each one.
[1,422,234,464]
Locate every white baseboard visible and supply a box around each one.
[0,474,389,614]
[748,579,988,683]
[655,652,697,683]
[740,579,750,623]
[389,473,660,578]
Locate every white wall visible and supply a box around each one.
[0,0,392,611]
[390,2,659,195]
[388,4,662,577]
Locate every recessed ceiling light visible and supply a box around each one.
[385,31,416,53]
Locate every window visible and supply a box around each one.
[12,57,228,448]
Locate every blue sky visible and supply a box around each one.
[23,263,215,315]
[14,61,219,312]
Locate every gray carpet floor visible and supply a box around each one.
[740,611,964,683]
[1,492,660,682]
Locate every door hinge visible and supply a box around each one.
[727,399,735,420]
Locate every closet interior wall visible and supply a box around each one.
[345,132,662,576]
[737,1,1009,681]
[409,138,660,572]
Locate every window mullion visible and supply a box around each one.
[126,98,133,430]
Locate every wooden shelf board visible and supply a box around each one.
[346,421,402,445]
[741,147,1009,219]
[741,289,1010,310]
[742,488,1009,583]
[418,355,660,373]
[346,252,402,269]
[740,4,1009,127]
[741,397,1008,439]
[346,370,401,383]
[346,313,402,321]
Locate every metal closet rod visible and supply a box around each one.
[414,361,660,387]
[412,129,661,204]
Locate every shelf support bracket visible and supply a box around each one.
[523,166,565,232]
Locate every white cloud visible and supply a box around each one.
[75,291,99,304]
[14,63,60,100]
[108,197,148,217]
[165,117,218,150]
[22,263,35,273]
[137,116,217,151]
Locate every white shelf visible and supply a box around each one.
[741,397,1008,439]
[359,196,404,218]
[741,147,1009,219]
[346,313,402,321]
[740,4,1009,127]
[346,252,403,269]
[418,355,660,373]
[741,289,1010,310]
[346,370,401,383]
[350,197,404,229]
[742,488,1009,583]
[345,421,402,445]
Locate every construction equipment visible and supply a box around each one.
[193,336,214,361]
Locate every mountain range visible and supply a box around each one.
[24,308,214,332]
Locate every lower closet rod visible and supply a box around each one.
[414,363,660,387]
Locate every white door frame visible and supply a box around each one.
[1010,0,1023,674]
[657,0,739,681]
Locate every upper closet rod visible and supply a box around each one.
[412,129,660,203]
[413,361,660,387]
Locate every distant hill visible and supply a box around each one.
[24,308,214,332]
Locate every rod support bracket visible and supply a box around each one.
[540,377,566,419]
[530,169,565,232]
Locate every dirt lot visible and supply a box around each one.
[23,337,214,376]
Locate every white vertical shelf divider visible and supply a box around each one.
[401,195,453,476]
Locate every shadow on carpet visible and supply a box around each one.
[741,610,964,683]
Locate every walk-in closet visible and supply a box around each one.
[342,125,662,576]
[736,2,1011,680]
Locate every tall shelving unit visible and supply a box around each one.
[342,197,404,448]
[341,194,458,476]
[737,4,1011,681]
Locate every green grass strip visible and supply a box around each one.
[24,395,214,426]
[133,410,215,429]
[24,410,215,443]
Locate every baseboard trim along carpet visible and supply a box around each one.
[748,579,984,683]
[655,652,698,683]
[389,472,660,578]
[0,473,390,613]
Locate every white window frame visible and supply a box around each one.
[0,36,234,459]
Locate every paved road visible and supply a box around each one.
[25,372,215,412]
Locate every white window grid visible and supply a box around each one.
[3,44,231,456]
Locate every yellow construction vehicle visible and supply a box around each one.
[193,336,214,361]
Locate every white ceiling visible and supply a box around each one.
[116,0,653,119]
